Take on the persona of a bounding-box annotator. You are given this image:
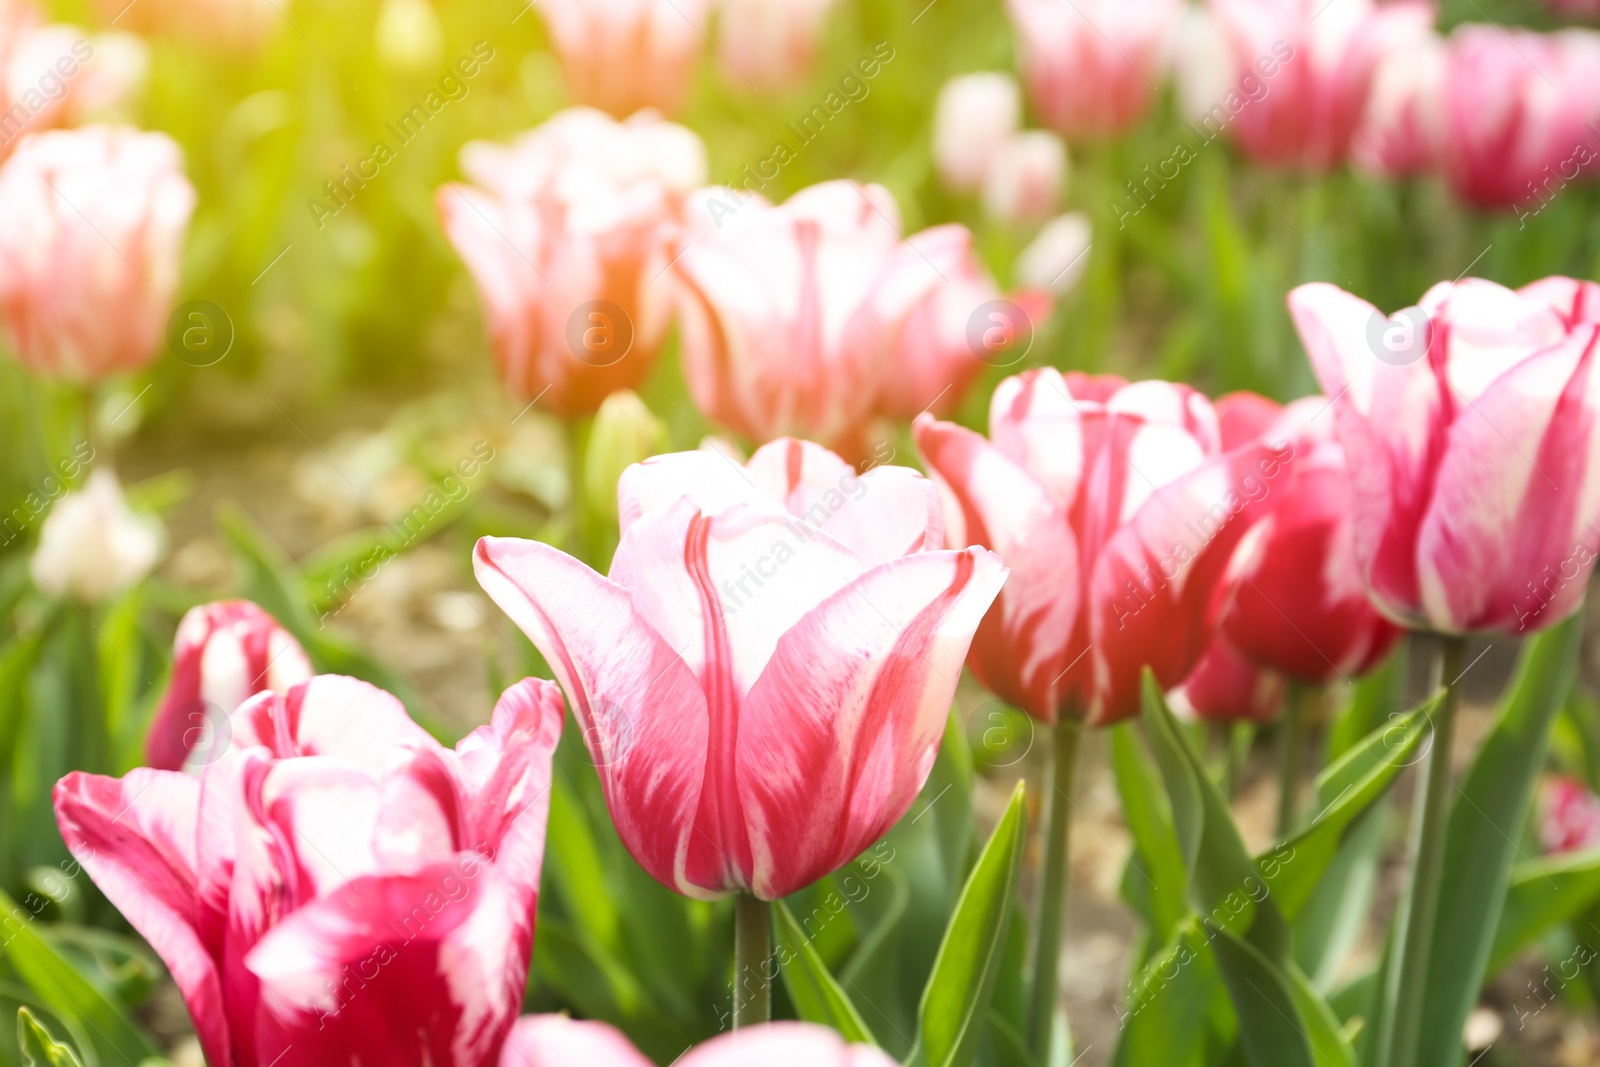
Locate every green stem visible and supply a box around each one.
[1381,635,1468,1067]
[1277,685,1314,838]
[1027,719,1083,1060]
[732,894,771,1030]
[1225,722,1254,802]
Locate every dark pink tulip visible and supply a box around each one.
[437,107,705,417]
[55,675,563,1067]
[146,600,313,771]
[1172,635,1285,724]
[1290,276,1600,635]
[674,181,1008,450]
[1436,26,1600,211]
[915,369,1284,725]
[1215,393,1401,684]
[1540,776,1600,854]
[501,1017,899,1066]
[1209,0,1433,169]
[1005,0,1180,139]
[474,439,1005,899]
[0,126,194,381]
[1351,29,1446,178]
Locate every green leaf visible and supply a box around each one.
[1285,962,1358,1067]
[1416,615,1583,1067]
[1266,698,1434,922]
[17,1008,82,1067]
[1210,931,1314,1067]
[774,901,877,1045]
[1488,846,1600,975]
[1110,723,1189,943]
[1114,918,1225,1067]
[0,888,157,1067]
[1292,802,1387,989]
[1325,644,1408,764]
[909,780,1027,1067]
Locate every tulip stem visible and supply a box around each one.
[1276,684,1314,837]
[1027,718,1083,1061]
[732,894,771,1029]
[1381,634,1467,1067]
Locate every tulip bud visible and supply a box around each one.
[716,0,839,91]
[145,600,313,771]
[30,469,162,603]
[583,389,664,523]
[981,130,1067,225]
[933,73,1022,193]
[1015,212,1092,295]
[1541,776,1600,854]
[375,0,444,74]
[1171,637,1285,724]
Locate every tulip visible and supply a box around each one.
[716,0,839,92]
[536,0,711,117]
[1351,28,1445,178]
[1005,0,1180,140]
[1435,26,1600,211]
[866,225,1041,422]
[980,130,1068,226]
[89,0,278,47]
[1214,393,1401,684]
[1207,0,1433,169]
[1540,776,1600,854]
[55,674,564,1067]
[933,72,1022,193]
[0,126,194,381]
[502,1017,899,1066]
[1014,212,1092,296]
[1288,276,1600,636]
[437,108,705,418]
[1172,636,1284,724]
[673,180,937,452]
[145,600,313,772]
[30,469,161,602]
[1168,3,1236,124]
[475,439,1003,903]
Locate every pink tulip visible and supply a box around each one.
[1540,776,1600,854]
[0,12,144,159]
[55,674,563,1067]
[1351,28,1446,178]
[437,108,705,417]
[674,180,981,452]
[536,0,710,116]
[0,125,194,381]
[474,439,1005,899]
[933,73,1022,193]
[1289,276,1600,635]
[1213,393,1401,684]
[501,1016,899,1066]
[1005,0,1181,139]
[716,0,839,91]
[1208,0,1433,169]
[914,369,1284,725]
[1172,636,1284,724]
[1435,26,1600,211]
[145,600,313,772]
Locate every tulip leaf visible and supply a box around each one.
[774,901,878,1045]
[1110,723,1189,944]
[1113,917,1226,1067]
[1291,802,1387,989]
[1266,697,1434,923]
[17,1008,82,1067]
[909,780,1026,1067]
[1488,846,1600,975]
[1324,644,1408,764]
[1415,614,1583,1067]
[0,888,156,1067]
[1210,931,1315,1067]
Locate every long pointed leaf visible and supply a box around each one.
[775,901,877,1045]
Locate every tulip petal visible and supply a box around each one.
[737,547,1006,899]
[915,414,1081,720]
[231,675,439,772]
[1416,326,1600,632]
[53,770,229,1067]
[746,438,943,563]
[616,449,771,534]
[245,863,525,1067]
[499,1015,654,1067]
[1087,442,1278,725]
[473,536,710,896]
[680,1022,901,1067]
